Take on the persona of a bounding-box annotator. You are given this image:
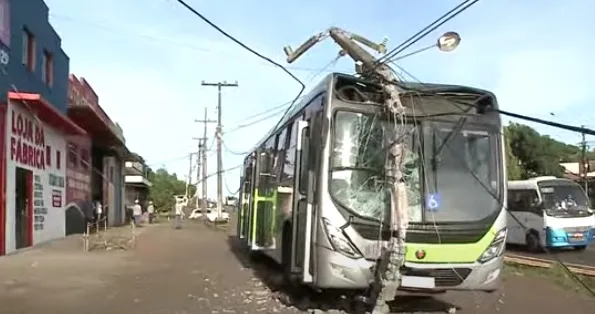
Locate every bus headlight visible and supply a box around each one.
[477,228,507,264]
[322,218,362,259]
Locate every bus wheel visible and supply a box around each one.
[574,245,587,251]
[525,231,541,253]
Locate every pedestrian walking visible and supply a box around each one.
[174,199,184,229]
[147,200,155,224]
[132,199,143,226]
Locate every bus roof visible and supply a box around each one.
[508,177,577,189]
[247,72,499,156]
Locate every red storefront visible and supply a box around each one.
[67,75,127,227]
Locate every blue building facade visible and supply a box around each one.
[0,0,69,112]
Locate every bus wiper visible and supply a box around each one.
[432,117,468,162]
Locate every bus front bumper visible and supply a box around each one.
[315,246,503,292]
[546,227,595,248]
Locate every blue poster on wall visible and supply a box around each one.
[425,193,441,212]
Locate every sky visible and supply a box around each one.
[43,0,595,198]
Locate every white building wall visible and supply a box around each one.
[4,102,67,253]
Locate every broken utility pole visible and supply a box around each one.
[282,27,461,314]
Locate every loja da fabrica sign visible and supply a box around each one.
[9,110,61,170]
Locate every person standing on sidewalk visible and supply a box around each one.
[174,199,184,229]
[132,199,143,226]
[147,200,155,224]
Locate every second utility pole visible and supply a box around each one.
[201,80,238,221]
[195,107,216,213]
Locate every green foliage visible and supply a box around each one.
[504,122,587,179]
[148,168,196,212]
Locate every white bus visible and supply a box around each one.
[507,176,595,252]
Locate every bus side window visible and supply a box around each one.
[276,127,288,185]
[282,121,296,186]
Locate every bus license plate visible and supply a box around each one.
[401,276,436,289]
[570,233,584,241]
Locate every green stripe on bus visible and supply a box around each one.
[404,227,497,263]
[250,188,278,246]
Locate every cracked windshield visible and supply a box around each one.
[330,111,500,223]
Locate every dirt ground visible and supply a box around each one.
[0,220,593,314]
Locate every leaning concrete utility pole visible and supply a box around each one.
[201,81,238,221]
[282,27,461,313]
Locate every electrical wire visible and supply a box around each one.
[225,108,289,134]
[376,0,480,68]
[173,0,306,131]
[222,141,249,156]
[49,13,332,74]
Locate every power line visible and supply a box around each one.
[379,0,480,65]
[49,13,332,74]
[225,108,288,134]
[222,141,248,156]
[172,0,306,125]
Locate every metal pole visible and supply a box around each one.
[201,81,238,221]
[581,125,589,196]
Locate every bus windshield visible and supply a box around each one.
[538,181,592,217]
[423,122,501,222]
[329,111,502,223]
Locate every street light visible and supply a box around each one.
[437,31,461,52]
[390,31,462,62]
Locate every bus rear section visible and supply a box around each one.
[237,73,506,294]
[507,177,595,251]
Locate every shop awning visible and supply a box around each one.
[8,92,87,136]
[68,106,125,148]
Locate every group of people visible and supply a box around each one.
[129,199,156,226]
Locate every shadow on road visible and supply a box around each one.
[226,235,463,313]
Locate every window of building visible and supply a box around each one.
[22,28,35,71]
[68,144,78,168]
[80,148,90,171]
[41,50,53,86]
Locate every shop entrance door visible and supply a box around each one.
[15,167,32,249]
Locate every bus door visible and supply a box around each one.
[238,156,255,242]
[290,120,315,283]
[251,148,278,250]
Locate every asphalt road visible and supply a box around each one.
[0,219,593,313]
[506,244,595,266]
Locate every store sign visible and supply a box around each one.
[9,111,57,170]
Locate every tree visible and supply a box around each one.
[504,122,588,179]
[148,168,195,212]
[503,127,522,180]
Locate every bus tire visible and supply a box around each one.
[574,245,587,251]
[525,231,541,253]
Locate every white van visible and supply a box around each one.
[507,176,595,252]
